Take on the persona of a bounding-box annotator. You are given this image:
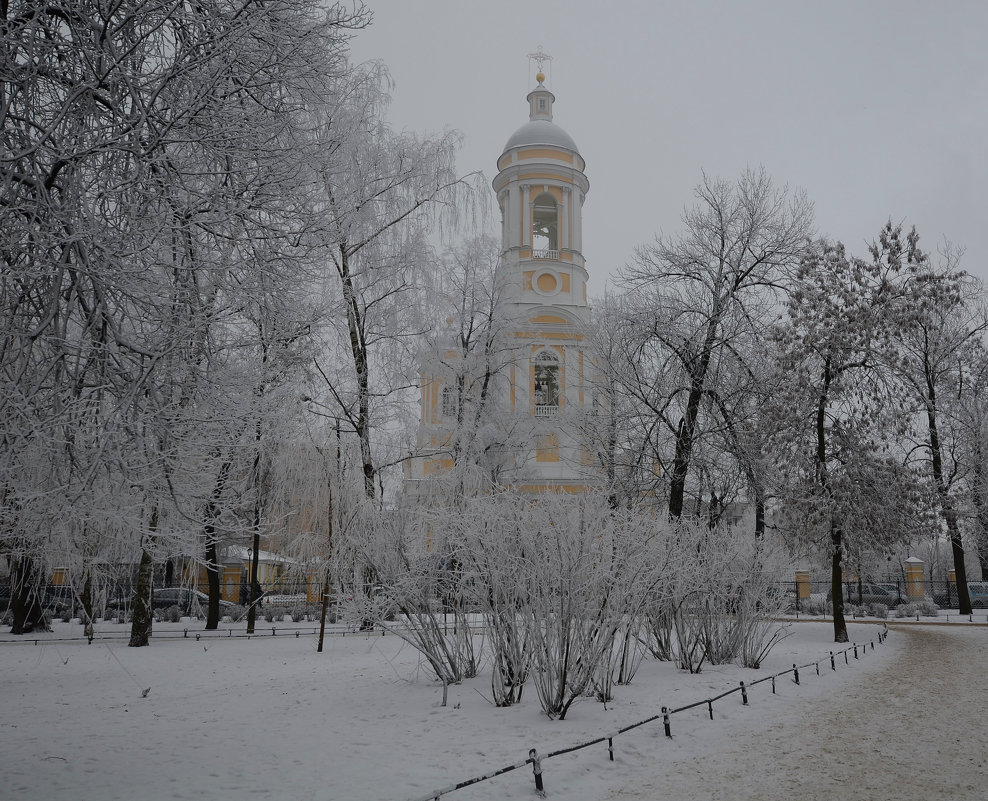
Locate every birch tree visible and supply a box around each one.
[310,66,480,502]
[1,0,368,637]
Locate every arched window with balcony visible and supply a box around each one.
[533,350,560,417]
[532,192,558,257]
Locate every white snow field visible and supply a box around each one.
[0,618,984,800]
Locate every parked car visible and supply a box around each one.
[842,582,900,607]
[968,582,988,608]
[110,587,233,615]
[874,583,905,606]
[44,585,80,616]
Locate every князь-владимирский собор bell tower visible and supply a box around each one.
[407,53,599,496]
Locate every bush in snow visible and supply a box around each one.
[800,597,831,616]
[918,600,940,617]
[645,521,791,672]
[865,603,889,619]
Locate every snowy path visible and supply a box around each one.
[606,625,988,801]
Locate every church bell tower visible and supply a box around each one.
[492,53,594,491]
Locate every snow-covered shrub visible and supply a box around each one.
[800,597,831,616]
[896,603,917,617]
[865,603,888,618]
[263,606,287,623]
[647,521,792,671]
[515,495,659,716]
[358,505,479,692]
[918,600,939,616]
[154,605,182,623]
[644,604,676,661]
[224,604,246,623]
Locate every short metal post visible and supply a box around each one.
[844,650,848,665]
[815,662,820,676]
[707,700,713,720]
[793,664,799,685]
[529,749,544,797]
[771,676,776,694]
[853,643,858,659]
[830,651,835,670]
[662,706,671,737]
[740,681,748,705]
[608,737,614,761]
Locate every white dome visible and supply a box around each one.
[503,119,579,154]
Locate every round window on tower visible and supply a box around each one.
[534,270,559,295]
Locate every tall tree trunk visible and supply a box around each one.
[926,384,972,614]
[129,506,158,647]
[817,362,847,642]
[829,525,848,642]
[247,419,264,634]
[9,556,50,634]
[668,309,720,519]
[80,568,95,638]
[204,456,233,630]
[204,537,221,629]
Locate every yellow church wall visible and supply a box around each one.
[513,331,584,341]
[516,148,577,164]
[423,458,454,476]
[579,350,584,405]
[536,434,560,462]
[530,314,570,325]
[523,270,534,290]
[496,151,584,171]
[514,483,591,494]
[519,176,566,194]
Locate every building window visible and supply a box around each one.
[441,386,458,419]
[534,350,560,415]
[532,192,558,254]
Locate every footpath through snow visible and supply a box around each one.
[606,625,988,801]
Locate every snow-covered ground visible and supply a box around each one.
[0,616,983,800]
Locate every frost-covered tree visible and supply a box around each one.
[882,226,987,613]
[619,168,812,520]
[309,66,480,502]
[0,0,368,637]
[771,236,929,642]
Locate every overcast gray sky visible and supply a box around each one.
[349,0,988,297]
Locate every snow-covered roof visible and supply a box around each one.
[502,119,579,154]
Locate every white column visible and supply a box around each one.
[560,187,569,254]
[522,184,531,248]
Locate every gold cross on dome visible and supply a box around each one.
[527,46,552,74]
